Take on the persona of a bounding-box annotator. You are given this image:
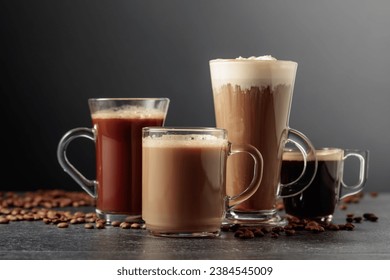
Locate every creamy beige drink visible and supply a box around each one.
[142,133,228,235]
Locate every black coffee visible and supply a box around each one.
[282,150,342,219]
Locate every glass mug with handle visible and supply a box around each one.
[142,127,263,237]
[57,98,170,223]
[209,56,317,226]
[282,148,369,222]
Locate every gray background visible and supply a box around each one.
[1,0,389,192]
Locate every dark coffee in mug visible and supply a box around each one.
[57,98,170,223]
[281,149,342,219]
[93,111,165,215]
[281,148,368,222]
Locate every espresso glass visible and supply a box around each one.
[57,98,170,223]
[142,127,263,237]
[282,148,369,222]
[209,58,317,226]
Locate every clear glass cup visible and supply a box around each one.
[142,127,263,237]
[57,98,170,223]
[282,148,369,222]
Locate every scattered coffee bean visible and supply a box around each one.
[96,222,105,229]
[285,229,296,236]
[363,213,378,222]
[111,221,121,227]
[84,223,94,229]
[0,217,10,224]
[234,230,244,238]
[326,224,340,231]
[57,222,69,228]
[253,229,265,237]
[353,216,363,223]
[120,222,131,229]
[130,223,141,229]
[345,223,355,231]
[370,192,378,198]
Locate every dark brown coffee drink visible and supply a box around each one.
[213,84,292,211]
[282,149,343,219]
[92,110,165,216]
[142,135,228,234]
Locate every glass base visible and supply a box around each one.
[224,209,287,227]
[95,209,142,225]
[148,229,221,238]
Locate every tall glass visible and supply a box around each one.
[210,57,317,226]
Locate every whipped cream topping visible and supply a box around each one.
[209,55,297,88]
[236,55,277,61]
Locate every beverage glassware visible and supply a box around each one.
[210,57,317,226]
[57,98,170,223]
[142,127,263,237]
[282,148,369,222]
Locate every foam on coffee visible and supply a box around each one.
[209,56,297,89]
[92,106,166,119]
[283,149,343,161]
[143,134,228,148]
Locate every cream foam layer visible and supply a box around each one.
[209,56,297,89]
[283,149,344,161]
[92,106,166,119]
[143,134,228,148]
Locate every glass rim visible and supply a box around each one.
[88,97,170,102]
[142,126,227,134]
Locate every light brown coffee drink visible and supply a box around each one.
[142,135,227,234]
[142,127,263,237]
[214,84,291,211]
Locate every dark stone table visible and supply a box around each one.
[0,192,389,260]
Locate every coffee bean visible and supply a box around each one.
[111,221,121,227]
[253,229,265,237]
[345,223,355,231]
[96,222,105,229]
[234,230,244,238]
[57,222,68,228]
[363,213,378,222]
[353,216,363,223]
[285,229,296,236]
[130,223,141,229]
[327,224,340,231]
[0,217,10,224]
[84,223,94,229]
[237,229,254,239]
[120,222,131,229]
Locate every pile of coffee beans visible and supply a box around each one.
[229,192,379,240]
[0,190,145,230]
[225,216,359,239]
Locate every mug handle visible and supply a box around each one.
[339,150,369,200]
[57,127,97,198]
[226,143,263,209]
[279,128,318,198]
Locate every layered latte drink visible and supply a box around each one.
[210,56,316,225]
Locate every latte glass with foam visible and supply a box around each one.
[210,56,317,226]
